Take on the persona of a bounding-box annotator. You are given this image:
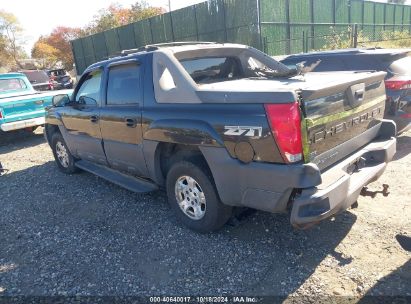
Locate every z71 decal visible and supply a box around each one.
[224,126,262,137]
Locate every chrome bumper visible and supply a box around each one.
[0,117,45,132]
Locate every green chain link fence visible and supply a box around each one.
[72,0,411,75]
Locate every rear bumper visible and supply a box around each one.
[200,120,397,228]
[290,133,396,227]
[0,117,45,132]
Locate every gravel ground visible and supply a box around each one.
[0,128,410,300]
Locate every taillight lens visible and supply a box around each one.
[385,79,411,90]
[0,110,2,119]
[265,102,303,163]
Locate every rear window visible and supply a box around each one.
[49,69,67,77]
[0,78,27,92]
[22,71,49,83]
[180,57,243,84]
[389,56,411,75]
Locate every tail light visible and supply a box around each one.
[265,102,303,163]
[385,79,411,90]
[0,110,3,119]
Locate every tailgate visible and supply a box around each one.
[0,94,52,124]
[300,71,387,170]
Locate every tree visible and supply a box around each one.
[83,1,165,35]
[31,38,60,69]
[0,10,26,70]
[32,27,81,70]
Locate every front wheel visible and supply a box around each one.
[166,160,232,233]
[51,133,79,174]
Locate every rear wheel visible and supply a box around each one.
[166,160,232,233]
[51,133,79,174]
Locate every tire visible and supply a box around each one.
[166,160,232,233]
[51,132,79,174]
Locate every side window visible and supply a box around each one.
[106,63,141,105]
[75,70,102,105]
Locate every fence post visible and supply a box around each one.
[401,5,405,32]
[310,0,315,50]
[222,0,228,42]
[148,18,155,44]
[257,0,263,51]
[302,31,305,53]
[373,2,376,41]
[353,23,358,48]
[193,4,199,41]
[285,0,291,54]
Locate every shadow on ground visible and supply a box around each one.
[0,130,45,154]
[0,161,357,296]
[393,134,411,161]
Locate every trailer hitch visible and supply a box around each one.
[360,184,390,198]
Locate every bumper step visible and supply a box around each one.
[75,160,158,193]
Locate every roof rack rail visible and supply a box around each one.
[120,41,217,56]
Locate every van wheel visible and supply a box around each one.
[166,160,232,233]
[51,133,79,174]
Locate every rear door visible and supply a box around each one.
[99,59,147,176]
[59,69,107,164]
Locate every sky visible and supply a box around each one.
[0,0,205,55]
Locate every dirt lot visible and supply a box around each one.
[0,128,410,300]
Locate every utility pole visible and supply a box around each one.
[168,0,171,12]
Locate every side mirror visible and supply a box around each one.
[52,94,70,107]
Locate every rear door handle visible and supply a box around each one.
[125,117,137,128]
[90,115,99,123]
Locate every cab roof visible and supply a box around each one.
[85,42,249,72]
[0,73,26,79]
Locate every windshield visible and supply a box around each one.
[0,78,27,93]
[177,47,294,84]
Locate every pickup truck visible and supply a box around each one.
[44,42,396,232]
[0,73,72,133]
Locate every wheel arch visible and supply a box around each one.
[144,141,214,188]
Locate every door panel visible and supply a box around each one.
[100,61,147,176]
[61,69,106,164]
[100,105,146,174]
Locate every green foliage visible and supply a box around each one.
[83,1,164,35]
[367,30,411,48]
[320,26,355,50]
[320,27,411,51]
